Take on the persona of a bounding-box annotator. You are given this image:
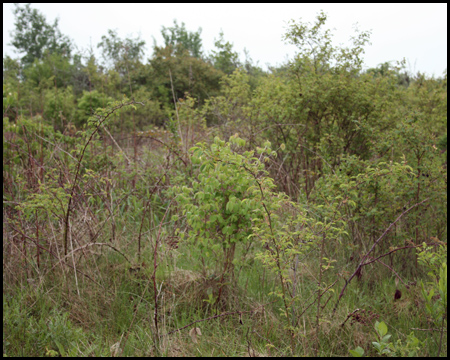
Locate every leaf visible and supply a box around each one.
[54,341,66,356]
[110,342,122,357]
[372,342,381,352]
[45,348,59,357]
[189,327,202,343]
[375,321,388,337]
[349,346,365,357]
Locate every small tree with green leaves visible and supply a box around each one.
[160,20,203,58]
[97,29,146,74]
[170,135,277,281]
[210,31,240,75]
[9,3,72,67]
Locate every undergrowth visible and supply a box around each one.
[3,13,447,355]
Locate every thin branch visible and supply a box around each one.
[136,133,187,166]
[56,242,131,265]
[375,259,409,289]
[411,328,447,332]
[152,198,174,340]
[341,308,361,327]
[101,125,132,164]
[295,278,339,327]
[332,198,429,314]
[361,244,428,266]
[169,68,184,152]
[7,221,104,289]
[32,132,77,161]
[62,100,144,256]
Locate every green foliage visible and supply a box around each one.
[350,244,446,357]
[174,94,208,150]
[43,85,75,129]
[122,87,166,127]
[22,52,74,88]
[3,56,21,119]
[418,243,447,332]
[3,82,18,116]
[9,3,72,67]
[160,20,203,58]
[2,7,447,358]
[76,90,113,126]
[3,292,88,357]
[170,135,276,274]
[16,174,71,222]
[284,10,370,74]
[3,55,21,83]
[210,31,240,75]
[350,321,423,357]
[202,68,251,129]
[349,346,365,357]
[372,321,393,355]
[148,44,223,107]
[312,156,416,242]
[97,29,146,73]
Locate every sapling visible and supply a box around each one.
[169,135,277,305]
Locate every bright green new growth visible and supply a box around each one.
[171,135,277,274]
[170,135,326,342]
[350,320,423,357]
[418,243,447,348]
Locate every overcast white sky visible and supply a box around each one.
[3,3,448,77]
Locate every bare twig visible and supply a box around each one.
[136,133,188,166]
[152,198,174,348]
[375,259,410,289]
[137,162,172,261]
[295,278,339,327]
[361,244,424,266]
[68,222,80,296]
[341,308,360,327]
[332,198,429,315]
[315,233,326,356]
[32,132,77,161]
[8,221,104,289]
[410,328,447,332]
[438,315,446,356]
[62,100,144,256]
[120,202,174,355]
[169,69,184,152]
[101,125,132,164]
[52,242,131,267]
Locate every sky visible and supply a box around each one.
[3,3,448,77]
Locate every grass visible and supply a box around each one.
[3,120,446,357]
[3,228,446,356]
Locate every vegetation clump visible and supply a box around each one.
[3,5,447,357]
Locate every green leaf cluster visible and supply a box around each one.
[170,135,277,256]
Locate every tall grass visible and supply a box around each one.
[3,109,446,357]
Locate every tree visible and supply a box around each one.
[97,29,146,96]
[210,31,240,75]
[97,29,146,72]
[9,3,72,67]
[160,20,203,58]
[148,45,223,109]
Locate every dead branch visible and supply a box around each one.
[332,198,429,315]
